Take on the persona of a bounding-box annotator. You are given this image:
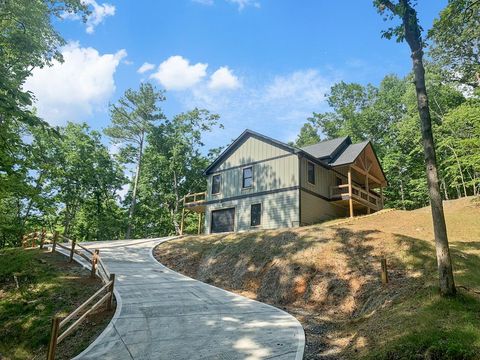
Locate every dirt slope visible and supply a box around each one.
[154,197,480,359]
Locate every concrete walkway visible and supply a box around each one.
[69,238,305,360]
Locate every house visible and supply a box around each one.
[181,129,387,234]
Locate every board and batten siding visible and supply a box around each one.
[299,156,347,224]
[204,136,300,233]
[205,190,299,233]
[206,155,299,201]
[214,136,290,171]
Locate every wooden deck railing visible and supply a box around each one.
[183,191,207,205]
[21,230,115,360]
[330,184,380,209]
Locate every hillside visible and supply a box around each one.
[0,248,114,360]
[154,197,480,359]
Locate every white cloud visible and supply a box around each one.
[137,62,155,74]
[150,55,208,90]
[265,69,329,105]
[24,42,126,124]
[208,66,241,90]
[84,0,115,34]
[228,0,260,11]
[62,0,115,34]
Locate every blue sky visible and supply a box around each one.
[25,0,447,151]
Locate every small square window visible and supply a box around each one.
[336,177,343,186]
[307,161,315,184]
[212,174,221,194]
[243,167,253,188]
[251,203,261,226]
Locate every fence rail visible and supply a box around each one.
[21,230,115,360]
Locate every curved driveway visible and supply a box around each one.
[70,238,305,360]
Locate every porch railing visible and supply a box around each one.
[330,184,381,209]
[183,192,207,206]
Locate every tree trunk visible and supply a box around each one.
[399,176,406,210]
[401,0,456,296]
[441,177,449,200]
[446,144,467,197]
[126,133,144,239]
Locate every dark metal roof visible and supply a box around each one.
[329,141,370,166]
[300,136,350,160]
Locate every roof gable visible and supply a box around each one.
[204,129,299,175]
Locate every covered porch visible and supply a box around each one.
[329,142,387,218]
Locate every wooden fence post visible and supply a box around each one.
[107,273,115,311]
[46,315,61,360]
[52,231,58,253]
[381,257,389,284]
[40,228,46,249]
[22,235,27,248]
[91,249,99,278]
[69,238,76,263]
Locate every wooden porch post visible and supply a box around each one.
[348,167,354,218]
[365,173,371,214]
[197,212,202,235]
[380,186,384,209]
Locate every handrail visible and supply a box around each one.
[43,233,115,360]
[183,192,207,205]
[330,184,380,208]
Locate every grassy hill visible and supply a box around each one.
[154,197,480,359]
[0,248,114,360]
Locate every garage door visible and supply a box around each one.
[211,208,235,233]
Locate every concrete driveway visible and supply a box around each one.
[69,238,305,360]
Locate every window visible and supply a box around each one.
[242,166,253,188]
[336,176,343,186]
[307,161,315,184]
[211,174,221,194]
[250,203,261,226]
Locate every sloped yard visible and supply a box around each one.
[154,197,480,359]
[0,248,115,360]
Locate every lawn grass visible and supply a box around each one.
[0,247,114,360]
[154,196,480,359]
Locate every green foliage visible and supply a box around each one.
[367,289,480,360]
[132,109,222,237]
[0,0,88,128]
[293,122,321,147]
[428,0,480,88]
[298,68,479,209]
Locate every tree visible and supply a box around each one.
[428,0,480,89]
[375,0,456,296]
[294,123,321,147]
[134,109,222,237]
[104,83,166,239]
[0,0,88,128]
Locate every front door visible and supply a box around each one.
[211,208,235,233]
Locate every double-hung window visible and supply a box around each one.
[242,167,253,188]
[307,161,315,185]
[211,174,221,194]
